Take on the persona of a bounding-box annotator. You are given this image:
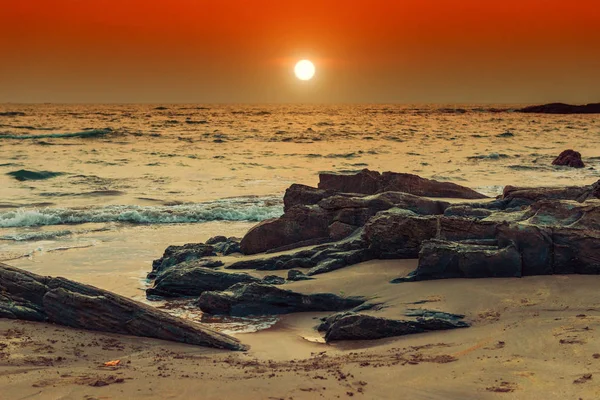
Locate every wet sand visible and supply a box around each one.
[2,260,600,399]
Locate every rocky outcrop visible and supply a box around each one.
[517,103,600,114]
[240,189,450,255]
[147,264,260,298]
[318,311,469,342]
[0,263,245,351]
[149,243,216,279]
[552,150,585,168]
[318,169,488,199]
[196,283,364,316]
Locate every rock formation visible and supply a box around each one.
[517,103,600,114]
[0,263,245,351]
[196,283,364,316]
[552,149,585,168]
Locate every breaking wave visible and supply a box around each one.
[0,196,283,228]
[0,128,113,140]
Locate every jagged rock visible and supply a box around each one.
[552,149,585,168]
[517,103,600,114]
[149,243,216,278]
[287,269,314,281]
[363,209,438,258]
[196,283,364,316]
[439,217,502,241]
[147,265,260,298]
[502,181,600,207]
[444,205,493,219]
[394,240,522,282]
[320,312,469,342]
[553,228,600,274]
[240,206,330,255]
[0,263,245,350]
[318,169,487,199]
[520,200,600,230]
[498,224,553,276]
[262,275,286,285]
[206,236,228,245]
[283,184,338,211]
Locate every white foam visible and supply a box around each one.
[0,196,283,228]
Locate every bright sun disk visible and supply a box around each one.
[294,60,315,81]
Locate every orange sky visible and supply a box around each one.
[1,0,599,103]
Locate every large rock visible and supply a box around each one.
[283,184,338,211]
[0,263,245,350]
[363,209,438,258]
[319,312,469,342]
[240,206,330,255]
[147,264,260,298]
[196,283,364,316]
[318,169,488,199]
[149,243,216,278]
[395,240,522,282]
[517,103,600,114]
[552,149,585,168]
[502,180,600,207]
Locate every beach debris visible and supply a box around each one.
[103,360,121,367]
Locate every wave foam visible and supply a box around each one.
[0,197,283,228]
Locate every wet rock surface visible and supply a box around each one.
[147,264,260,298]
[318,311,469,342]
[0,263,245,350]
[196,283,365,317]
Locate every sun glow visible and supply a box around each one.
[294,60,315,81]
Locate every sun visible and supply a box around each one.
[294,60,315,81]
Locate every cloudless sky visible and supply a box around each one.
[1,0,599,103]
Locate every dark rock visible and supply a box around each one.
[0,111,26,117]
[240,206,330,255]
[147,266,260,298]
[283,184,338,211]
[439,217,502,241]
[0,263,245,350]
[196,283,364,316]
[321,312,469,342]
[444,206,493,219]
[318,169,487,199]
[287,269,314,281]
[328,221,358,240]
[206,236,228,245]
[307,258,347,276]
[149,243,216,278]
[498,224,553,276]
[502,183,598,207]
[363,209,438,258]
[552,150,585,168]
[552,228,600,274]
[262,275,286,285]
[394,240,522,282]
[517,103,600,114]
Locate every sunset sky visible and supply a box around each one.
[1,0,599,104]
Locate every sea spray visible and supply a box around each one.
[0,196,283,228]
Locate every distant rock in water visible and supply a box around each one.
[7,169,65,181]
[0,128,113,140]
[552,150,585,168]
[517,103,600,114]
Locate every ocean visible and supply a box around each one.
[1,104,599,302]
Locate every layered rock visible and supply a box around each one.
[318,311,469,342]
[0,263,245,350]
[318,169,488,199]
[147,264,260,298]
[196,283,364,316]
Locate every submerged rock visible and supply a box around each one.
[319,312,469,342]
[6,169,65,181]
[147,265,260,298]
[0,263,245,350]
[552,149,585,168]
[196,283,364,316]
